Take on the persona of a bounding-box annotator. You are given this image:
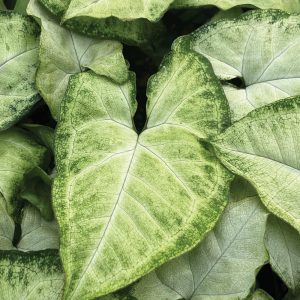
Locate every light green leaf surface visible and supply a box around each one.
[22,124,54,152]
[213,96,300,234]
[38,0,167,47]
[0,195,15,250]
[0,128,47,215]
[171,0,300,12]
[14,0,30,13]
[18,205,59,251]
[176,10,300,121]
[251,289,274,300]
[131,183,268,300]
[0,12,40,130]
[54,48,231,299]
[265,215,300,293]
[0,250,64,300]
[20,167,53,221]
[28,0,128,120]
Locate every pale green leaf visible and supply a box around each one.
[171,0,300,12]
[0,250,64,300]
[18,205,59,251]
[14,0,30,13]
[213,96,300,234]
[22,124,54,152]
[0,12,40,130]
[131,184,268,300]
[0,128,47,215]
[175,10,300,121]
[251,289,274,300]
[20,166,53,220]
[38,0,167,47]
[0,195,15,250]
[28,0,128,120]
[265,215,300,293]
[54,48,231,299]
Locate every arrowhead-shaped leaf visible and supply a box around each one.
[171,0,300,12]
[28,0,128,120]
[265,215,300,293]
[0,128,47,215]
[131,179,268,300]
[213,96,300,234]
[0,12,40,130]
[0,250,64,299]
[54,48,232,299]
[175,10,300,121]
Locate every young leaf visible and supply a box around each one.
[175,10,300,121]
[17,205,59,251]
[22,123,54,152]
[14,0,30,13]
[0,12,40,130]
[0,128,47,215]
[28,0,129,120]
[265,215,300,293]
[0,195,15,250]
[213,96,300,234]
[251,289,274,300]
[19,167,53,221]
[54,49,231,299]
[0,250,64,299]
[171,0,300,12]
[131,185,268,300]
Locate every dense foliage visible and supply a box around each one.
[0,0,300,299]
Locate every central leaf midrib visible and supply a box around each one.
[69,135,139,298]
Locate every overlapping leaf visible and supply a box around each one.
[0,12,40,130]
[28,0,128,120]
[171,0,300,12]
[265,215,300,293]
[38,0,167,46]
[0,250,64,300]
[213,96,300,234]
[175,10,300,121]
[131,179,268,300]
[0,128,47,215]
[54,46,231,299]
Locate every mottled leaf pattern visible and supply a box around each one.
[175,10,300,121]
[214,96,300,233]
[54,48,231,299]
[0,12,40,130]
[131,181,268,299]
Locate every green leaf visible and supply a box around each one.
[175,10,300,121]
[0,195,15,250]
[22,124,54,152]
[265,215,300,293]
[171,0,300,12]
[19,167,53,221]
[14,0,30,13]
[42,0,173,22]
[0,12,40,130]
[0,128,47,215]
[54,48,231,299]
[0,250,64,299]
[251,289,274,300]
[38,0,168,47]
[0,1,6,10]
[131,183,268,300]
[213,96,300,234]
[28,0,129,120]
[17,205,59,251]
